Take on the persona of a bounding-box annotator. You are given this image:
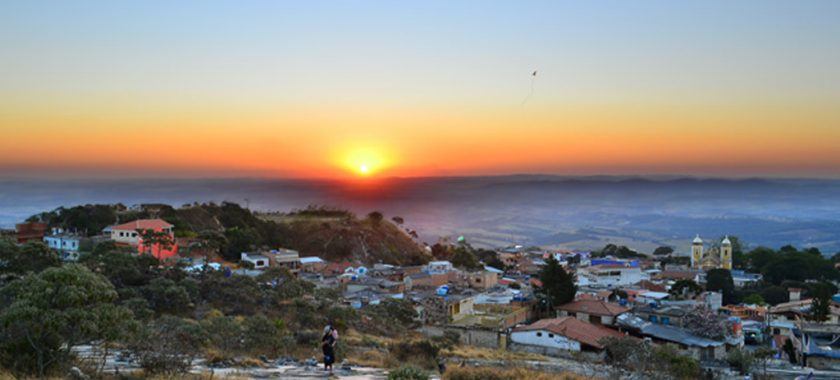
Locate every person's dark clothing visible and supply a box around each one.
[322,332,336,365]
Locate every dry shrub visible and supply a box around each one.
[204,348,230,365]
[387,340,439,370]
[446,345,548,362]
[443,367,586,380]
[346,348,389,368]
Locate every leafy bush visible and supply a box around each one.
[389,366,430,380]
[727,347,755,375]
[130,316,208,375]
[0,265,136,377]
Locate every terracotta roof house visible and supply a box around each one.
[655,270,701,281]
[637,280,667,292]
[110,219,177,260]
[557,299,629,326]
[511,317,626,352]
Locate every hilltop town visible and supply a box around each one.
[2,202,840,379]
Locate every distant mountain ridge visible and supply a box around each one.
[3,175,840,253]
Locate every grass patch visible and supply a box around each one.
[445,345,549,362]
[443,367,588,380]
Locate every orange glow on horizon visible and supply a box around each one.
[1,102,839,178]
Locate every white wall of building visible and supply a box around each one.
[510,330,581,351]
[111,229,140,245]
[583,267,645,287]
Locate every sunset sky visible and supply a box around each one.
[1,1,839,178]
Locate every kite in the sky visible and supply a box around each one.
[521,70,538,106]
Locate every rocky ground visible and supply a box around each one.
[73,346,439,379]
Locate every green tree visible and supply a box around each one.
[652,246,674,256]
[0,240,61,275]
[79,247,160,290]
[475,248,505,270]
[192,230,227,257]
[0,265,134,377]
[745,246,778,273]
[653,344,702,379]
[368,298,417,327]
[138,228,175,259]
[449,246,482,270]
[141,278,193,315]
[242,314,287,356]
[742,293,766,306]
[810,282,833,322]
[201,315,243,355]
[223,227,259,262]
[199,272,263,315]
[536,256,576,310]
[706,269,736,305]
[670,279,703,297]
[760,285,789,305]
[599,244,645,259]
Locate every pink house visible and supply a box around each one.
[110,219,178,260]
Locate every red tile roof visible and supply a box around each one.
[112,219,174,231]
[513,317,626,349]
[637,280,667,292]
[592,263,631,269]
[557,299,629,317]
[656,271,698,280]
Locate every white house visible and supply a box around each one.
[636,291,670,305]
[241,253,270,269]
[427,261,454,274]
[579,264,645,288]
[511,317,626,352]
[268,248,301,273]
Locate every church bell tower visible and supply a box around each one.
[691,234,704,268]
[721,236,733,270]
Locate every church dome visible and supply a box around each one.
[722,236,732,245]
[693,234,703,244]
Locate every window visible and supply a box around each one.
[661,317,670,325]
[256,260,265,266]
[548,333,554,338]
[120,232,125,237]
[649,315,658,323]
[536,332,542,337]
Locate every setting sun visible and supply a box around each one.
[335,144,394,177]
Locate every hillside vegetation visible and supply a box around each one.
[29,203,429,265]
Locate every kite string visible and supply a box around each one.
[521,75,536,106]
